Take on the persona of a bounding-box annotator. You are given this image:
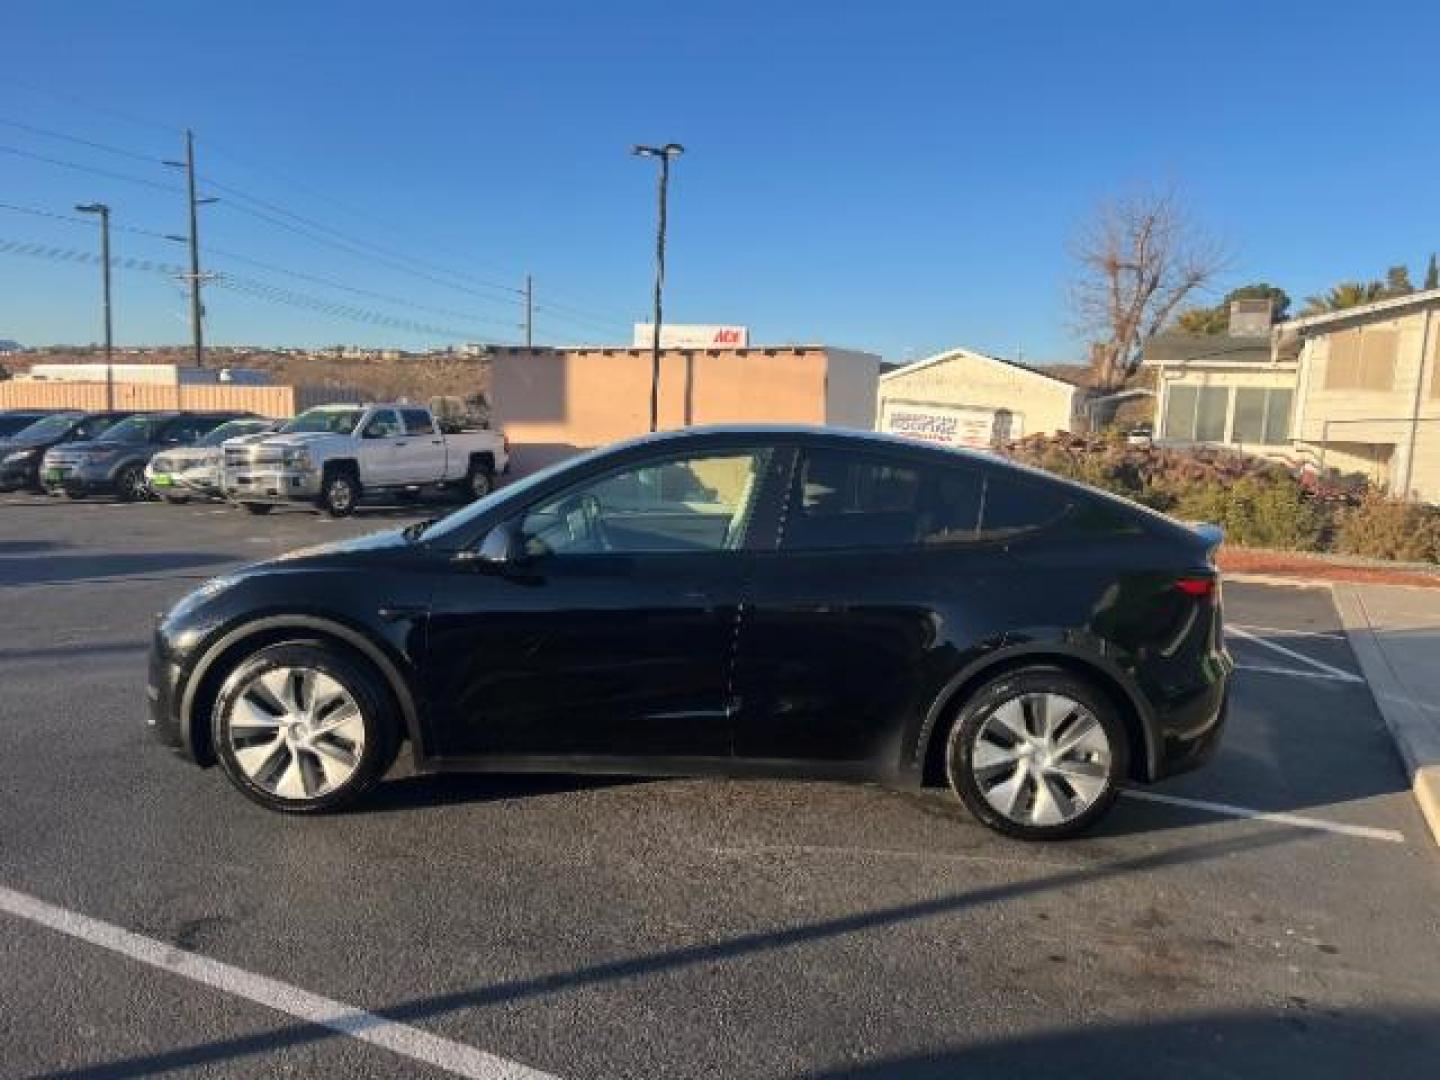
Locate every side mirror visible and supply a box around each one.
[458,521,524,568]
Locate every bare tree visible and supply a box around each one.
[1071,188,1227,390]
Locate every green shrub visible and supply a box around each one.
[1167,474,1329,552]
[1335,495,1440,563]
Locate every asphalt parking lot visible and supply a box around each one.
[2,492,1439,1079]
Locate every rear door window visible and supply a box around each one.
[401,410,436,436]
[978,473,1071,540]
[783,450,922,550]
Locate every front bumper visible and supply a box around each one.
[151,468,222,498]
[42,462,119,495]
[224,467,320,504]
[147,622,189,754]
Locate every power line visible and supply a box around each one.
[0,236,508,342]
[0,117,164,165]
[0,145,183,194]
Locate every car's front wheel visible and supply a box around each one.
[212,641,400,813]
[946,666,1127,840]
[114,464,148,502]
[319,471,359,517]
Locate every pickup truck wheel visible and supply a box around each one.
[241,502,274,515]
[465,464,495,501]
[320,472,359,517]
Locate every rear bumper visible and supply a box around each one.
[224,467,320,503]
[1148,664,1231,781]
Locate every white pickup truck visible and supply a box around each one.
[222,403,509,516]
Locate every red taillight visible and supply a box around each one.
[1175,577,1215,599]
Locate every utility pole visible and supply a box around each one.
[524,274,533,348]
[632,142,684,432]
[164,130,216,368]
[75,203,114,410]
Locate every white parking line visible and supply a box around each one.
[0,885,557,1080]
[1120,790,1406,843]
[1234,663,1364,683]
[1231,623,1345,640]
[1226,625,1363,682]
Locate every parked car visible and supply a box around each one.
[42,410,254,501]
[0,410,61,440]
[222,402,509,517]
[0,410,134,492]
[146,418,284,503]
[149,425,1232,839]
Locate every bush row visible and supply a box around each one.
[1001,433,1440,564]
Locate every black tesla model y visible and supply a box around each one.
[149,426,1231,839]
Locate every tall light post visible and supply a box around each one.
[632,142,684,432]
[75,202,114,410]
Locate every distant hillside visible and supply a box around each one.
[0,340,22,353]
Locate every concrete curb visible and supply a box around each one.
[1333,585,1440,849]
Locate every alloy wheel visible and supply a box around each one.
[970,692,1112,827]
[226,666,366,800]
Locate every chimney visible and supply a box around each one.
[1228,298,1274,338]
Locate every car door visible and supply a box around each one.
[422,444,781,762]
[397,409,446,484]
[732,445,1002,769]
[358,409,403,485]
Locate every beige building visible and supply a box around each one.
[1146,290,1440,501]
[875,347,1082,449]
[489,345,880,473]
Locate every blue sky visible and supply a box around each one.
[2,0,1438,364]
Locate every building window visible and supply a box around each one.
[1163,385,1197,438]
[1324,327,1397,391]
[1164,384,1234,442]
[1232,388,1293,445]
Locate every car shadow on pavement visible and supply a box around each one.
[0,539,65,555]
[0,551,238,586]
[34,829,1304,1078]
[795,1008,1440,1079]
[350,771,641,813]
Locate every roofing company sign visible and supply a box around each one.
[879,400,1023,449]
[632,324,750,348]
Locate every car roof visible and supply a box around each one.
[611,423,1005,465]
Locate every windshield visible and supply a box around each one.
[285,408,365,434]
[199,419,269,446]
[97,415,169,444]
[423,445,613,545]
[8,413,81,441]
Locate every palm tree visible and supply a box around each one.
[1301,281,1385,315]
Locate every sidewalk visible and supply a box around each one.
[1334,583,1440,847]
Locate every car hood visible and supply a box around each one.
[252,432,342,450]
[59,439,149,454]
[267,526,414,566]
[155,445,220,466]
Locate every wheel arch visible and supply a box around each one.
[321,457,359,479]
[180,615,423,769]
[915,645,1158,788]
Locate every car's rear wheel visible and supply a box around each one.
[465,462,495,501]
[240,502,274,515]
[212,641,399,813]
[945,666,1127,840]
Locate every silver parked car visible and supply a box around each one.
[146,418,284,503]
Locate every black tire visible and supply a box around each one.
[945,666,1128,840]
[319,470,360,517]
[465,462,495,501]
[63,487,87,500]
[162,494,191,505]
[114,464,147,503]
[240,502,274,515]
[211,640,401,814]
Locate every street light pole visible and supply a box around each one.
[75,202,114,410]
[632,142,684,432]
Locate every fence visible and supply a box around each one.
[0,380,361,418]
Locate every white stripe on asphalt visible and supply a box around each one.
[1120,790,1405,843]
[1234,663,1363,683]
[1226,625,1363,681]
[1230,623,1345,640]
[0,885,556,1080]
